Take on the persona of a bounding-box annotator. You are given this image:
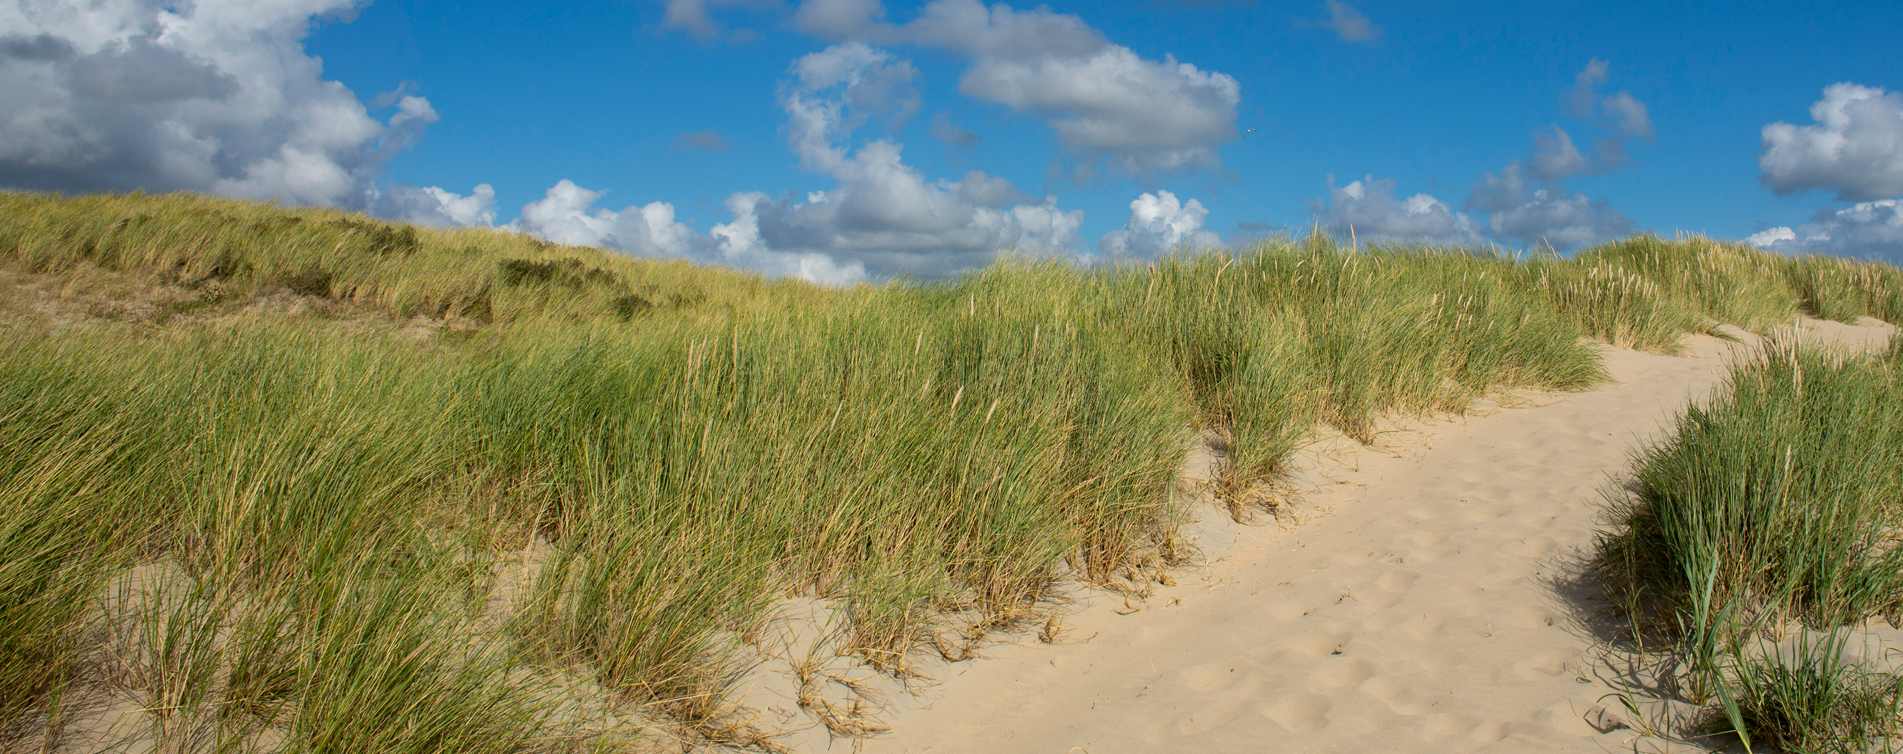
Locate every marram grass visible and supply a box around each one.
[3,190,1903,749]
[1600,336,1903,751]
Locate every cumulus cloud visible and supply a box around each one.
[511,179,702,256]
[673,0,1244,171]
[1760,83,1903,201]
[1529,127,1588,180]
[1321,1,1380,44]
[499,43,1085,283]
[1486,191,1630,251]
[1745,226,1798,248]
[790,40,919,134]
[1318,176,1482,247]
[1468,162,1631,250]
[794,0,1241,172]
[0,0,434,207]
[1099,191,1222,258]
[732,42,1086,278]
[504,180,873,285]
[378,183,497,228]
[1746,199,1903,262]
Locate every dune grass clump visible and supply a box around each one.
[0,328,553,751]
[1784,254,1903,324]
[1605,339,1903,633]
[1529,258,1701,350]
[5,191,1903,747]
[1599,336,1903,750]
[0,339,155,735]
[1580,235,1800,334]
[1605,339,1903,632]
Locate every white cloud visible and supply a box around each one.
[743,43,1086,278]
[746,141,1083,278]
[1318,175,1483,247]
[504,182,873,285]
[1322,1,1380,44]
[955,46,1239,170]
[378,183,497,228]
[1745,226,1797,248]
[797,0,1241,172]
[790,40,918,137]
[498,181,871,285]
[1746,199,1903,261]
[1529,126,1588,180]
[510,180,702,258]
[1484,191,1631,251]
[0,0,433,207]
[1760,83,1903,201]
[1099,190,1221,258]
[1465,163,1631,250]
[672,0,1244,171]
[499,43,1086,283]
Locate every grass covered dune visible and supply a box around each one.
[4,191,1903,750]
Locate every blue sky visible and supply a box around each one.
[5,0,1902,281]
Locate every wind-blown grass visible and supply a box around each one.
[4,191,1903,748]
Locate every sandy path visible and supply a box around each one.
[838,318,1894,754]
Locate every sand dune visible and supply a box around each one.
[744,317,1898,753]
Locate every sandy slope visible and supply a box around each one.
[809,317,1894,754]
